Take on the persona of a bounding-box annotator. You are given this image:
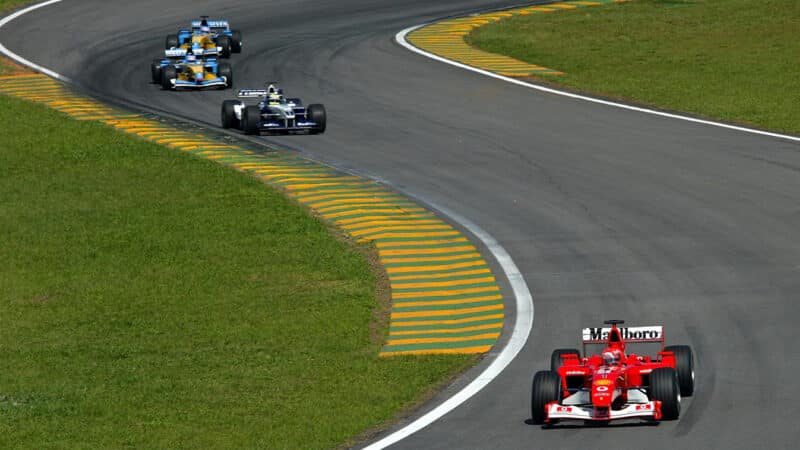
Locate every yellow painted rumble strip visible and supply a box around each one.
[335,213,437,225]
[378,245,475,256]
[381,252,480,263]
[389,323,503,335]
[391,313,504,327]
[386,332,500,345]
[385,260,486,273]
[374,237,469,247]
[321,208,428,219]
[388,268,491,281]
[350,225,454,237]
[391,303,503,319]
[390,276,496,289]
[382,345,492,356]
[393,286,499,299]
[391,294,502,308]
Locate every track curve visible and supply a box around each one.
[3,1,800,448]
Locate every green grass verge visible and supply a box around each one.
[468,0,799,134]
[0,94,473,448]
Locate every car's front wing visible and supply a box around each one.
[257,120,319,131]
[170,78,228,89]
[545,401,662,423]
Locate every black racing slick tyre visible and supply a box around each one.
[221,100,240,129]
[231,30,243,53]
[242,105,261,135]
[531,370,562,425]
[649,367,680,420]
[217,63,233,88]
[217,35,232,58]
[151,59,162,84]
[165,34,179,49]
[665,345,695,396]
[307,103,326,134]
[160,66,176,90]
[550,348,580,371]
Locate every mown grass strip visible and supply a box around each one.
[468,0,800,134]
[0,83,480,448]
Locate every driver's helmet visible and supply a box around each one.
[186,53,197,63]
[268,93,282,104]
[602,349,622,365]
[201,24,211,33]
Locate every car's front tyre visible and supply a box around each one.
[217,63,233,88]
[243,105,261,135]
[151,59,162,84]
[531,370,561,424]
[160,66,176,90]
[221,100,241,129]
[649,367,680,420]
[307,103,326,134]
[665,345,694,396]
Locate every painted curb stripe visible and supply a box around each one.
[407,0,629,78]
[0,73,505,356]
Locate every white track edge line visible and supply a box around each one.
[396,24,800,143]
[0,4,537,449]
[0,0,71,82]
[362,203,533,450]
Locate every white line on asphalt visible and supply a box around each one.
[0,0,70,82]
[396,24,800,143]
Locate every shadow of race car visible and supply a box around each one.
[220,83,326,135]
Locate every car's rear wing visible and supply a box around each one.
[237,89,269,98]
[582,325,664,355]
[165,48,217,58]
[192,20,229,30]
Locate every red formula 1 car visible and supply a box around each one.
[531,320,694,425]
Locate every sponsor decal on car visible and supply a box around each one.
[582,326,663,342]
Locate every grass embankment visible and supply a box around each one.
[468,0,799,134]
[0,94,472,448]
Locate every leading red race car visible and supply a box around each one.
[531,320,694,425]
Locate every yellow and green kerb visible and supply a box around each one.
[0,73,505,356]
[407,0,628,77]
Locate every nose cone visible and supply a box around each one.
[591,379,614,407]
[195,71,204,83]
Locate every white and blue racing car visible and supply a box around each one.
[220,83,326,135]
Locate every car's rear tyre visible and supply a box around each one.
[165,34,179,49]
[550,348,580,371]
[151,59,162,84]
[231,30,243,53]
[243,105,261,135]
[531,370,561,425]
[160,66,176,90]
[307,103,326,134]
[217,63,233,88]
[649,367,680,420]
[665,345,694,396]
[217,35,232,58]
[221,100,241,129]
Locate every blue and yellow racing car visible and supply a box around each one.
[151,49,232,90]
[165,16,242,59]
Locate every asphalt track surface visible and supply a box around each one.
[4,1,800,448]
